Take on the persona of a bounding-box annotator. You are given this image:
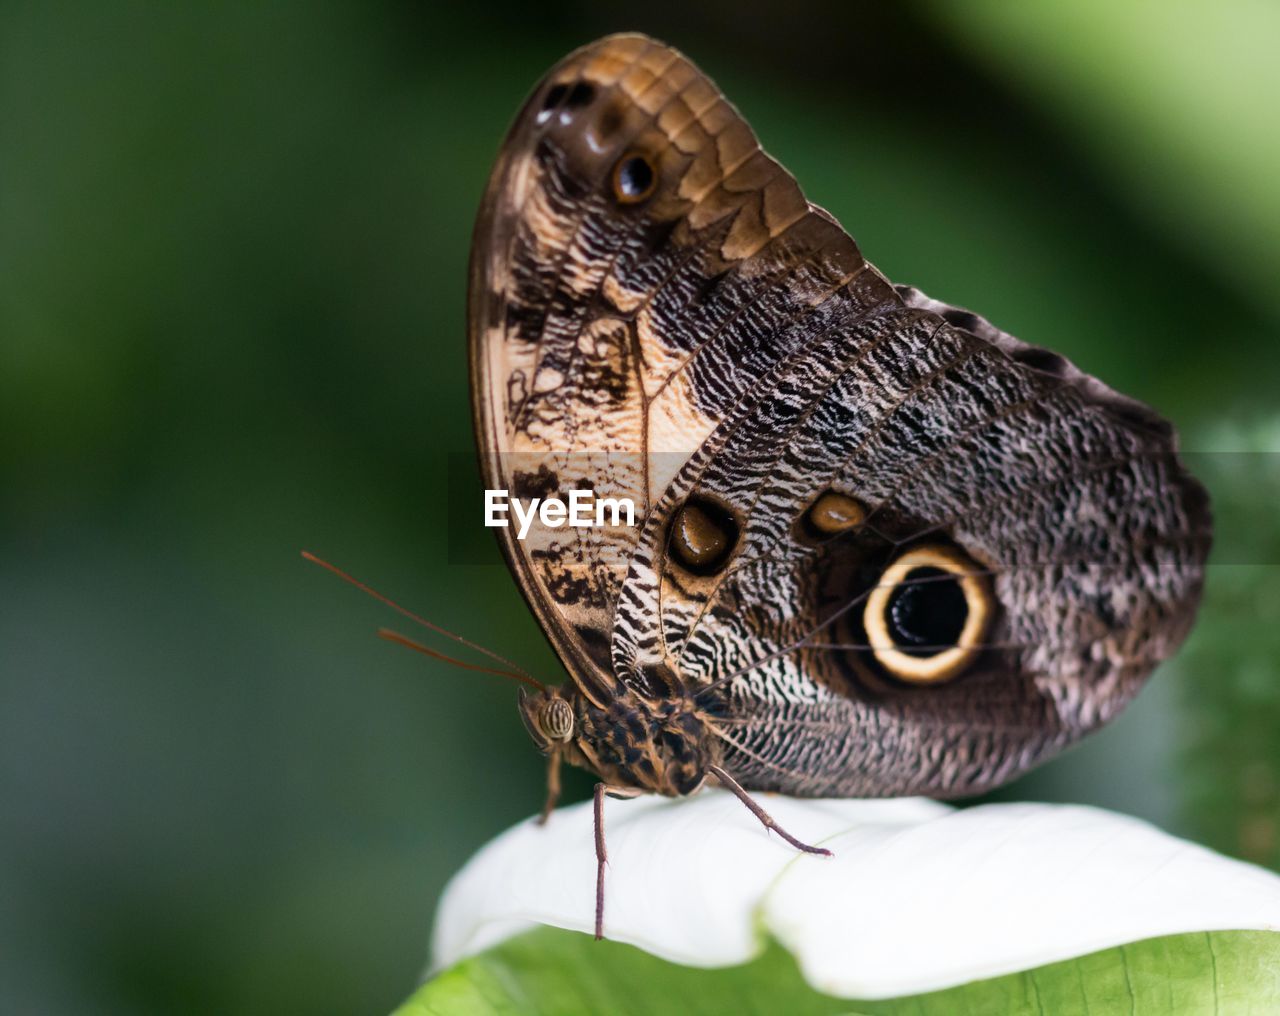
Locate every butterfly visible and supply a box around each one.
[467,33,1211,939]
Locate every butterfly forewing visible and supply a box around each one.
[470,34,879,684]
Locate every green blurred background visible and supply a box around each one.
[3,2,1278,1013]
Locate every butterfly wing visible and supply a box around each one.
[613,276,1209,795]
[471,34,1210,795]
[470,33,883,695]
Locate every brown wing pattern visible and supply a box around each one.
[470,34,1210,796]
[470,34,883,694]
[611,276,1209,794]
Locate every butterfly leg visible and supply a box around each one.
[537,750,562,826]
[592,782,643,940]
[708,765,833,857]
[593,782,607,939]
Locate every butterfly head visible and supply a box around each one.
[519,685,576,749]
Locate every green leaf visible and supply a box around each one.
[399,926,1280,1015]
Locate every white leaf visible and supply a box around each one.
[431,790,1280,998]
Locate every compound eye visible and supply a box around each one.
[862,544,994,684]
[612,152,657,204]
[539,697,574,742]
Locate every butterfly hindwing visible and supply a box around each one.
[617,284,1208,794]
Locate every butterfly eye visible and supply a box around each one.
[611,152,657,204]
[538,697,575,742]
[863,544,993,684]
[804,490,865,536]
[669,497,738,575]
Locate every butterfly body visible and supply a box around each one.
[521,683,715,797]
[470,34,1210,814]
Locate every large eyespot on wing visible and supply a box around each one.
[861,544,994,685]
[469,33,888,693]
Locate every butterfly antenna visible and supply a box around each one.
[377,629,546,691]
[301,550,545,690]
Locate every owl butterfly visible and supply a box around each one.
[469,33,1210,938]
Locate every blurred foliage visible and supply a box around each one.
[1181,563,1280,871]
[1178,422,1280,872]
[0,2,1276,1014]
[933,0,1280,323]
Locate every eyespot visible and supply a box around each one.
[540,83,569,113]
[539,697,574,742]
[804,490,865,536]
[537,80,596,124]
[612,152,657,204]
[669,497,738,575]
[563,82,596,109]
[862,544,993,684]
